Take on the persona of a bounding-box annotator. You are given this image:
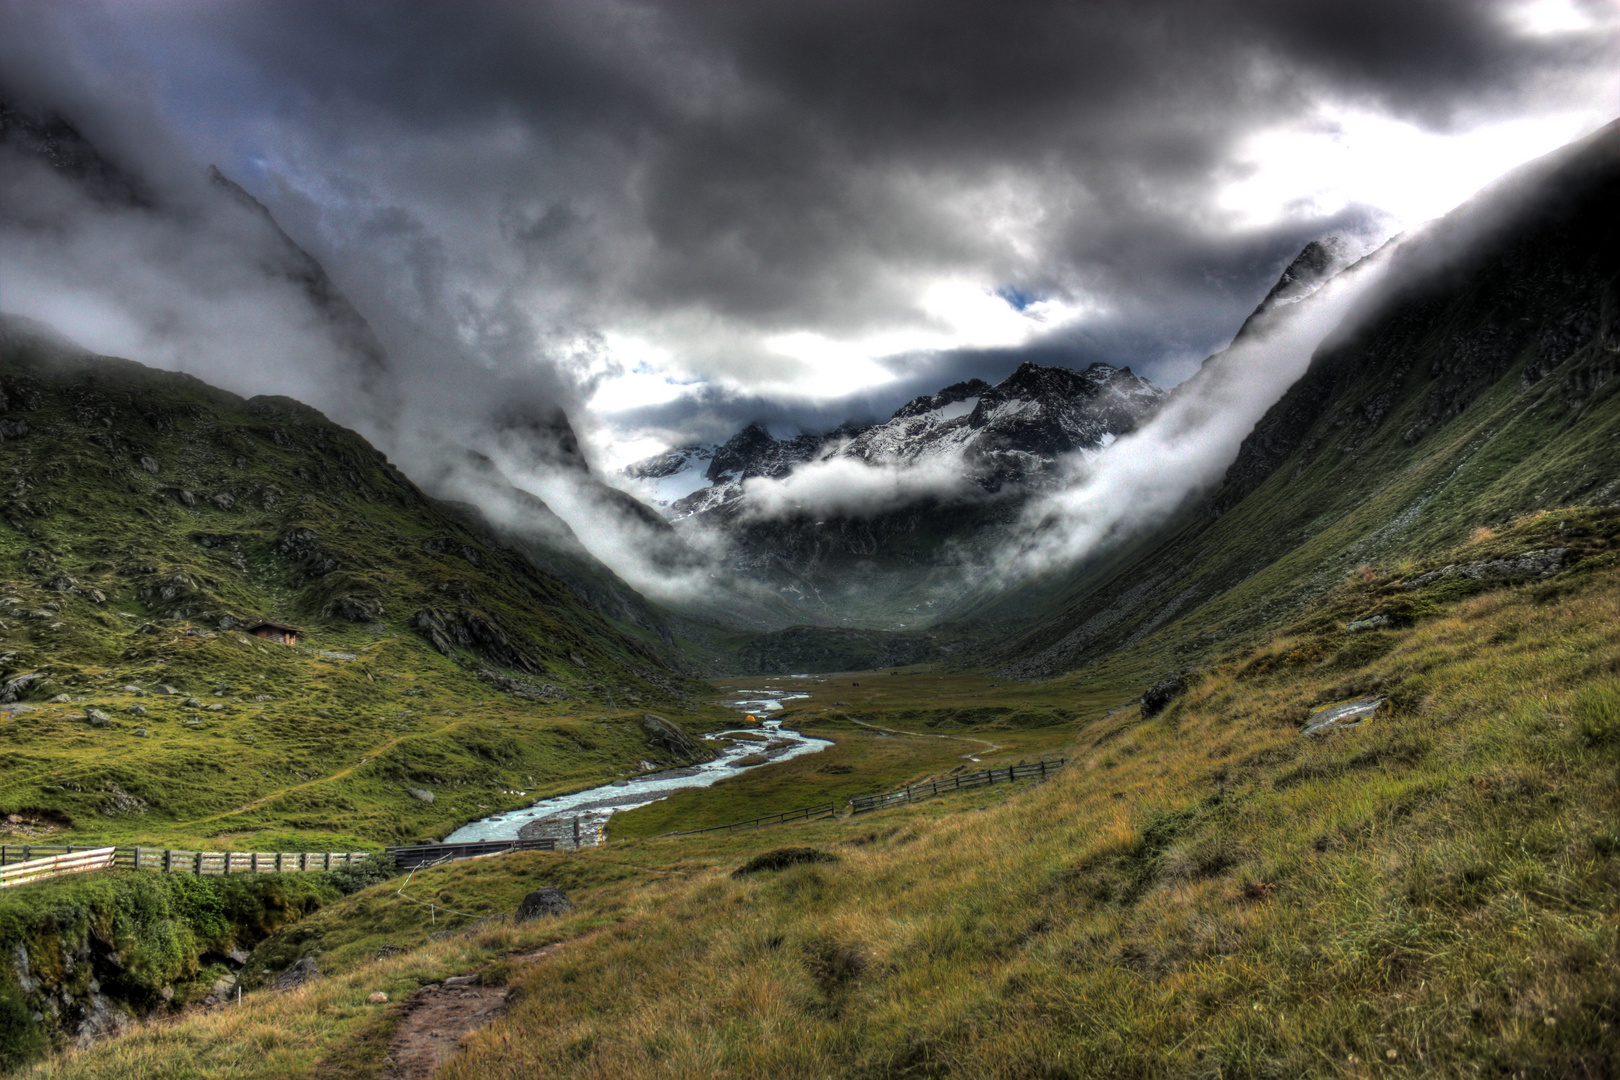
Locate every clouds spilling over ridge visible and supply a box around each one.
[999,248,1399,589]
[0,0,1601,455]
[0,1,1613,617]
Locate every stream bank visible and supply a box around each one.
[446,690,828,846]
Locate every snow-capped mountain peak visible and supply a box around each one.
[625,360,1165,519]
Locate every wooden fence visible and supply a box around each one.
[129,847,373,875]
[850,758,1067,814]
[0,847,117,889]
[662,802,838,837]
[0,842,374,888]
[384,837,557,870]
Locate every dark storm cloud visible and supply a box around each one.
[3,0,1615,451]
[179,0,1599,306]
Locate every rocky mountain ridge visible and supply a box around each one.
[629,360,1164,521]
[617,359,1165,628]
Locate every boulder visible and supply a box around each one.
[640,713,713,763]
[1346,615,1392,632]
[405,787,435,803]
[0,671,47,703]
[1141,675,1187,718]
[271,957,321,992]
[152,684,179,696]
[201,974,238,1006]
[1301,697,1385,736]
[85,708,112,727]
[515,887,574,921]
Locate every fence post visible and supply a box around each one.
[132,846,140,871]
[251,852,258,874]
[193,852,202,875]
[164,849,172,873]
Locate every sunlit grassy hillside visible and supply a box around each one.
[0,318,725,849]
[24,505,1620,1078]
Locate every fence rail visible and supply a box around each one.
[0,842,374,888]
[0,847,117,889]
[662,802,838,837]
[850,758,1066,814]
[384,837,557,870]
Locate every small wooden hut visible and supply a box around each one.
[246,621,301,646]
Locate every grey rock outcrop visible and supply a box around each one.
[1400,548,1571,590]
[1345,615,1392,632]
[0,671,47,702]
[201,974,238,1006]
[1301,697,1384,736]
[271,957,321,992]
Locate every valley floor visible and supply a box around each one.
[12,508,1620,1078]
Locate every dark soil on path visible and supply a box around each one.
[380,941,568,1080]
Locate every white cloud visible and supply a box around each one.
[738,452,976,520]
[1218,105,1611,232]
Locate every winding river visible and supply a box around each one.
[445,689,828,845]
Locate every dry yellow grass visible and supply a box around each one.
[23,537,1620,1079]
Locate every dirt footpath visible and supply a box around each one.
[381,941,567,1080]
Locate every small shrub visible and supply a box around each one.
[732,847,840,877]
[1329,632,1399,670]
[802,936,867,996]
[328,853,400,895]
[0,990,46,1070]
[1574,681,1620,748]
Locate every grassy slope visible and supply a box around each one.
[611,667,1128,838]
[25,508,1620,1078]
[0,322,729,848]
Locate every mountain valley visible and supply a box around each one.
[1,85,1618,1080]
